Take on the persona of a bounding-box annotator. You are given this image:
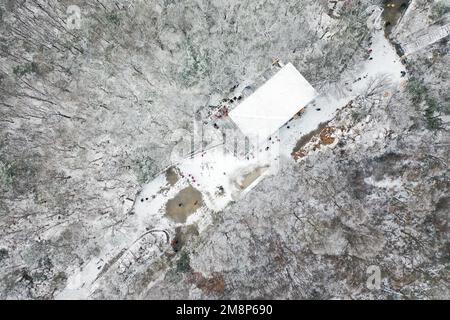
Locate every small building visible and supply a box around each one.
[228,62,317,141]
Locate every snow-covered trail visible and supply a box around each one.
[56,11,407,300]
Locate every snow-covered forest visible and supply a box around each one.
[0,0,448,299]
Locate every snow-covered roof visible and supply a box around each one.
[229,63,317,140]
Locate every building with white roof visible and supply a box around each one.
[228,62,317,141]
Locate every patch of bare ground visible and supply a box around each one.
[236,166,269,190]
[291,121,329,157]
[166,167,180,186]
[187,272,226,295]
[165,186,203,223]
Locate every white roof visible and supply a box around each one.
[229,63,317,140]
